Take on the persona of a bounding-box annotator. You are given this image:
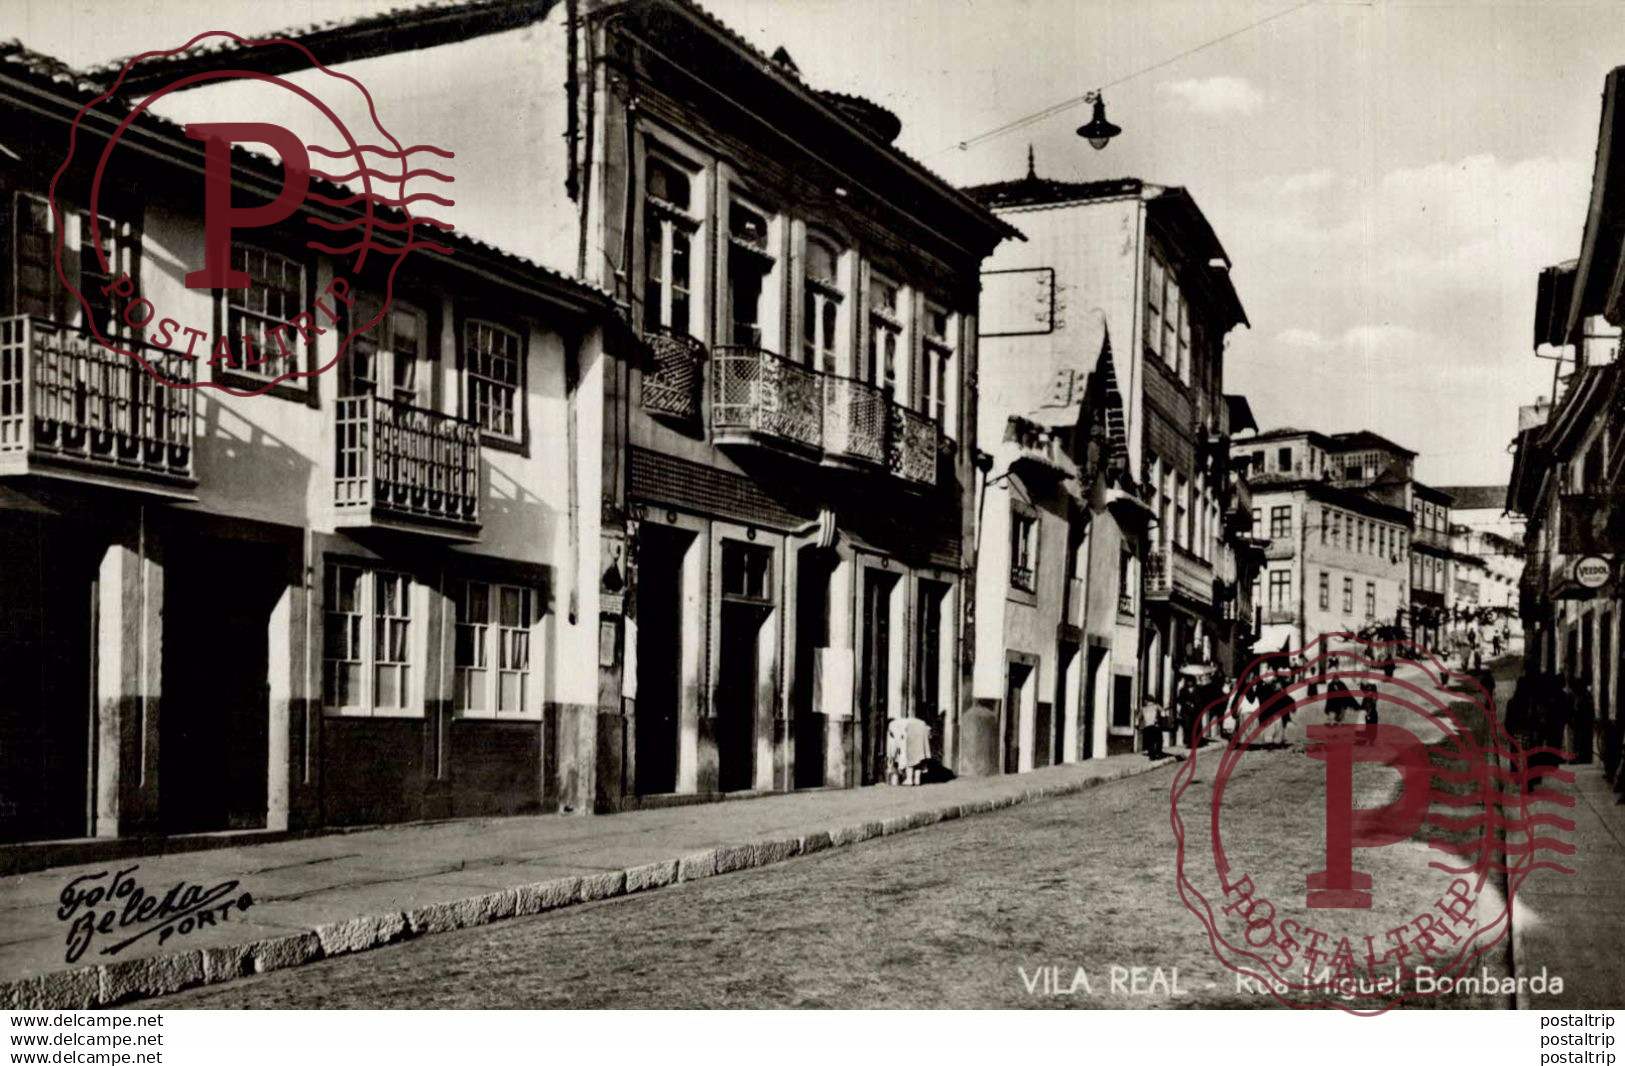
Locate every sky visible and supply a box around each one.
[5,0,1622,487]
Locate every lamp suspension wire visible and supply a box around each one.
[940,0,1321,156]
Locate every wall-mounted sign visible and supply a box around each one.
[1573,555,1612,589]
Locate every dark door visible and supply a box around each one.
[859,570,896,785]
[717,601,763,792]
[161,535,280,832]
[1082,646,1107,759]
[0,516,97,843]
[793,548,833,788]
[1004,662,1030,774]
[1054,642,1077,764]
[914,580,946,762]
[634,529,686,795]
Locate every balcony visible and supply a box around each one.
[334,394,481,537]
[1413,527,1452,552]
[1144,543,1214,608]
[889,404,940,486]
[710,344,944,487]
[1260,607,1297,626]
[822,374,887,467]
[640,329,706,423]
[712,345,822,454]
[0,316,195,494]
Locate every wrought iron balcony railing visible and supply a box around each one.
[334,393,481,534]
[822,373,887,467]
[640,328,705,422]
[709,344,945,487]
[1260,606,1297,626]
[0,315,194,489]
[889,402,940,486]
[712,345,823,453]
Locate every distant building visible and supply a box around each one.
[966,166,1251,759]
[1230,430,1409,655]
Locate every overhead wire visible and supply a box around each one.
[938,0,1322,157]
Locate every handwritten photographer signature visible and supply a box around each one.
[58,865,255,964]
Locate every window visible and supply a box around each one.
[803,236,842,372]
[1331,511,1342,547]
[922,304,954,431]
[1174,475,1189,548]
[323,563,414,714]
[868,273,903,392]
[454,580,540,717]
[1118,546,1135,616]
[1249,450,1264,474]
[722,541,774,603]
[1145,254,1165,362]
[1250,507,1261,534]
[225,245,303,378]
[727,199,772,347]
[1365,581,1376,618]
[350,297,427,406]
[1318,571,1330,610]
[1010,511,1037,592]
[78,210,126,335]
[1268,570,1291,611]
[1277,447,1292,472]
[466,320,522,440]
[1269,505,1290,539]
[1356,520,1365,555]
[1342,577,1354,614]
[644,157,697,334]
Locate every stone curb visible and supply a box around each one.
[0,757,1175,1009]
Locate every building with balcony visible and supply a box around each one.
[1231,430,1411,657]
[0,41,613,845]
[964,162,1249,760]
[139,0,1020,803]
[1504,65,1625,773]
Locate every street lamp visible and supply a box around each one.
[1076,92,1122,150]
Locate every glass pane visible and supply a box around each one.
[341,663,361,706]
[376,665,399,708]
[500,586,520,627]
[499,672,519,713]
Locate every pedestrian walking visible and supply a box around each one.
[1140,699,1166,759]
[1325,677,1356,725]
[1358,683,1379,745]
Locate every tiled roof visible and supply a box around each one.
[1434,485,1509,512]
[961,175,1144,211]
[2,38,611,310]
[86,0,1017,243]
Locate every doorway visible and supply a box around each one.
[1004,660,1032,774]
[1055,641,1078,765]
[859,568,899,785]
[161,534,282,832]
[634,526,691,795]
[0,517,97,843]
[914,580,948,763]
[1082,646,1108,760]
[792,547,834,788]
[717,540,774,793]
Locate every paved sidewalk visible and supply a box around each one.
[1511,763,1625,1009]
[0,753,1173,1009]
[1484,660,1625,1008]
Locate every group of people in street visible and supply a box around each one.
[1141,644,1401,758]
